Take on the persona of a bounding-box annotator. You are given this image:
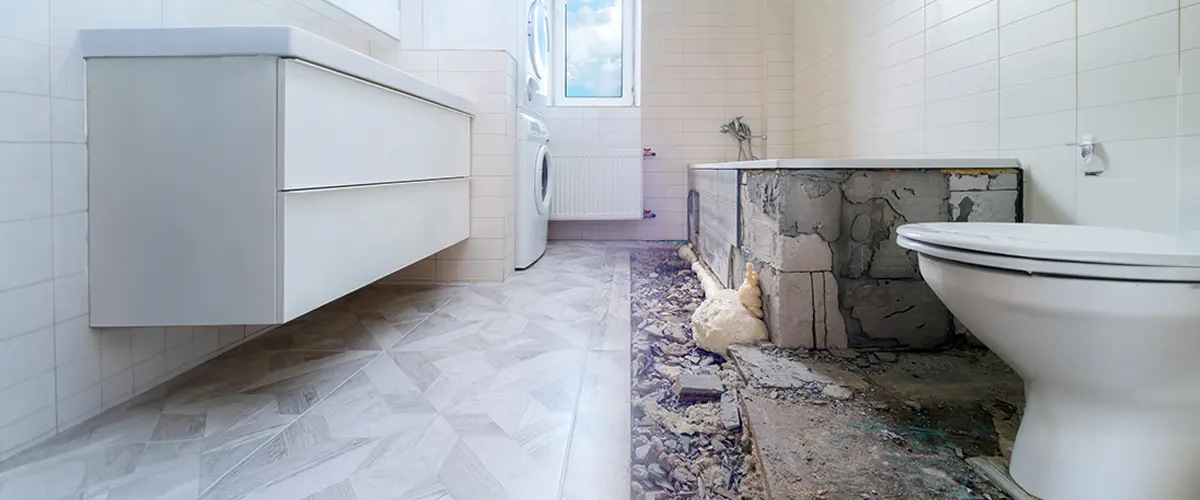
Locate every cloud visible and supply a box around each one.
[564,0,623,98]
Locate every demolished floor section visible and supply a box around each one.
[729,344,1026,500]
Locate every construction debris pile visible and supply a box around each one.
[629,246,765,499]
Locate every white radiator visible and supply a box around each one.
[550,151,644,221]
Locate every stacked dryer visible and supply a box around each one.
[421,0,553,269]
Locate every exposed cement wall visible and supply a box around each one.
[689,167,1021,350]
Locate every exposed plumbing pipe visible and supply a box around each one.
[719,116,767,161]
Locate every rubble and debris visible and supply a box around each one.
[872,352,898,363]
[719,393,741,431]
[629,245,766,499]
[674,373,725,402]
[821,384,853,400]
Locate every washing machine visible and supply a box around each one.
[516,111,551,269]
[520,0,552,115]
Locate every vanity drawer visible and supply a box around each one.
[279,59,471,191]
[279,178,469,320]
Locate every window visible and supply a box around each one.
[554,0,637,106]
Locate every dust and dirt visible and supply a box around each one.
[733,345,1025,500]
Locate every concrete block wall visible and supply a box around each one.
[692,167,1022,351]
[0,0,413,459]
[378,50,519,283]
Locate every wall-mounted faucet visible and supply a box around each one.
[719,116,766,161]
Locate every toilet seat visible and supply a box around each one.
[897,223,1200,282]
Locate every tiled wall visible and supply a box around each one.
[544,107,648,240]
[379,50,520,283]
[0,0,416,459]
[793,0,1197,235]
[546,0,770,242]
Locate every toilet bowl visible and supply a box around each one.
[895,222,1200,500]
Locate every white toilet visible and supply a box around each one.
[895,222,1200,500]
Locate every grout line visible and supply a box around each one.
[555,244,626,500]
[195,287,461,499]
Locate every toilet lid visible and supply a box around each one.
[896,223,1200,268]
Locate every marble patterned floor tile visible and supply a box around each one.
[560,350,633,500]
[200,350,583,500]
[0,285,460,500]
[0,242,637,500]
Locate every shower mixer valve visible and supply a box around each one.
[720,116,766,161]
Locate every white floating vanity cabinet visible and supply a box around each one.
[82,27,475,327]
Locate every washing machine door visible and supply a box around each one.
[534,145,551,215]
[527,0,551,82]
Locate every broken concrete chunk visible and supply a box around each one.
[720,394,741,431]
[634,444,652,461]
[821,384,853,400]
[854,357,872,368]
[829,348,859,359]
[675,373,725,402]
[872,352,898,363]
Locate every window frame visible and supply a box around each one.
[553,0,637,107]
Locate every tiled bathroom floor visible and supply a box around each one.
[0,242,633,500]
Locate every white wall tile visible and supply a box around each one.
[1077,0,1178,36]
[132,354,166,391]
[54,314,97,365]
[53,272,87,322]
[999,2,1075,57]
[999,38,1076,88]
[1078,11,1179,71]
[49,48,84,100]
[0,327,54,392]
[0,144,52,223]
[1000,0,1073,26]
[0,406,55,457]
[1181,136,1200,234]
[1184,50,1200,95]
[0,370,54,428]
[48,0,163,48]
[49,98,84,143]
[51,143,86,215]
[52,212,86,277]
[101,369,132,408]
[999,110,1075,149]
[927,121,999,152]
[0,38,50,96]
[1078,55,1180,107]
[927,0,992,28]
[56,383,100,428]
[1078,96,1178,142]
[0,93,50,142]
[926,30,998,77]
[1000,74,1076,118]
[131,328,165,365]
[926,0,997,52]
[1184,6,1200,51]
[1076,177,1177,233]
[927,61,999,102]
[1182,94,1200,136]
[55,352,99,401]
[926,91,999,127]
[100,328,133,379]
[0,281,53,342]
[1009,145,1078,223]
[0,218,53,292]
[0,0,50,45]
[1094,137,1179,179]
